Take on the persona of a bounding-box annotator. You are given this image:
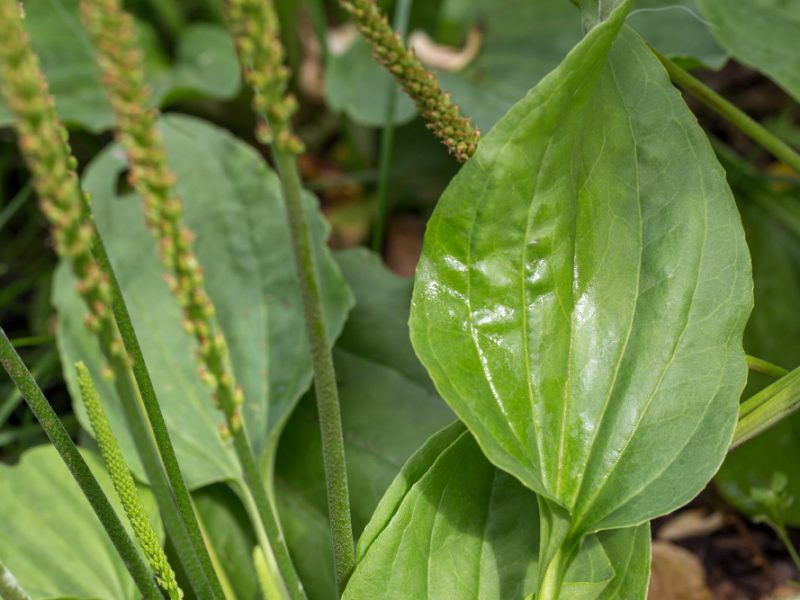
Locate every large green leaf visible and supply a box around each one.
[0,0,241,132]
[0,445,161,600]
[697,0,800,102]
[275,249,453,600]
[342,423,651,599]
[409,0,751,538]
[53,115,352,488]
[717,191,800,526]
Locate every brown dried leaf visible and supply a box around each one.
[648,541,714,600]
[657,508,725,541]
[408,28,482,72]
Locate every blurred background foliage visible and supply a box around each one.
[1,0,800,597]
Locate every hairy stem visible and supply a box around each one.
[225,0,355,592]
[273,148,356,593]
[654,49,800,174]
[0,328,162,600]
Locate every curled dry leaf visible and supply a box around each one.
[657,508,725,541]
[327,23,359,56]
[408,27,482,72]
[648,541,713,600]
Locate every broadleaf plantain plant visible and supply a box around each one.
[0,0,799,598]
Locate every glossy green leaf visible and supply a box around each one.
[717,193,800,526]
[53,115,352,488]
[0,445,161,600]
[275,249,453,600]
[0,0,240,132]
[697,0,800,102]
[342,423,651,599]
[410,1,751,537]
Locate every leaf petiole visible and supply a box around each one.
[732,366,800,449]
[747,355,790,379]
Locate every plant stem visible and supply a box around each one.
[109,350,219,599]
[195,514,237,600]
[0,183,32,233]
[273,147,355,594]
[78,363,183,600]
[731,366,800,450]
[747,355,790,379]
[237,484,290,600]
[0,414,78,447]
[535,497,579,600]
[90,210,226,600]
[230,427,303,599]
[7,335,52,348]
[254,544,287,600]
[653,49,800,173]
[371,0,414,253]
[0,328,162,600]
[775,522,800,573]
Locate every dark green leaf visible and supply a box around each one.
[627,0,726,69]
[698,0,800,101]
[53,115,352,488]
[410,3,751,537]
[150,23,241,105]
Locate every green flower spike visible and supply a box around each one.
[339,0,481,162]
[79,0,245,431]
[76,362,183,600]
[0,0,118,345]
[227,0,304,154]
